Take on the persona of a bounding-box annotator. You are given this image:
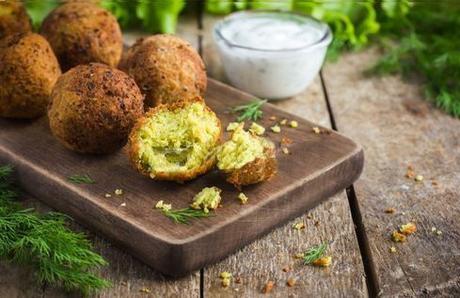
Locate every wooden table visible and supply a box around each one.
[2,11,460,298]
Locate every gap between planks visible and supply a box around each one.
[320,71,379,297]
[197,5,369,298]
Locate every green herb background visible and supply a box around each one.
[23,0,459,117]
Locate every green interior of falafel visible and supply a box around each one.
[0,5,13,16]
[137,102,220,175]
[216,124,268,171]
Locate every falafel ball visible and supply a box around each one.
[48,63,144,154]
[40,2,122,71]
[120,35,207,108]
[128,98,221,182]
[0,1,31,39]
[216,124,277,188]
[0,33,61,119]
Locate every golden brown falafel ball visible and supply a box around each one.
[216,124,277,188]
[0,33,61,119]
[40,2,122,71]
[128,98,221,182]
[120,35,207,108]
[0,1,32,39]
[48,63,144,154]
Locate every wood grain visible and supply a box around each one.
[201,14,368,297]
[323,49,460,296]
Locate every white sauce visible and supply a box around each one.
[219,14,325,51]
[214,12,332,99]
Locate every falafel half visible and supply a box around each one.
[48,63,144,154]
[120,35,207,108]
[40,2,123,71]
[216,124,277,187]
[0,1,31,39]
[128,98,221,182]
[0,33,61,119]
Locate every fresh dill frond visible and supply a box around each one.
[0,165,110,295]
[231,99,267,122]
[0,165,13,179]
[68,174,95,184]
[303,243,327,265]
[161,207,211,224]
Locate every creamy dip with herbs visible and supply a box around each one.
[218,13,325,51]
[214,12,331,99]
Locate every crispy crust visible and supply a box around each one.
[0,33,61,119]
[119,34,207,108]
[40,2,122,71]
[48,63,144,154]
[128,98,221,182]
[0,1,31,39]
[226,147,277,188]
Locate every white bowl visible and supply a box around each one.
[213,11,332,99]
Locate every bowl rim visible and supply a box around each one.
[213,10,333,53]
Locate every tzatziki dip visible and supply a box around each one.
[213,11,332,99]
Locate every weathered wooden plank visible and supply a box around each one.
[201,14,367,297]
[323,49,460,296]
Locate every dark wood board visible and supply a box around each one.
[0,78,363,277]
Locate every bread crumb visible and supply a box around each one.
[282,147,290,154]
[155,200,172,212]
[220,272,232,288]
[114,188,123,196]
[226,122,241,132]
[385,207,396,214]
[389,246,397,253]
[289,120,298,128]
[262,281,274,294]
[280,137,293,146]
[238,193,249,205]
[312,256,332,267]
[312,127,321,134]
[139,287,150,293]
[270,125,281,133]
[292,222,305,230]
[269,116,277,121]
[405,165,415,179]
[400,222,417,235]
[294,253,304,259]
[286,278,296,287]
[249,122,265,135]
[391,231,406,242]
[280,119,287,125]
[104,193,112,198]
[415,175,424,182]
[119,202,126,207]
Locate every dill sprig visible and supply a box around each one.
[162,207,211,225]
[303,243,327,265]
[231,99,267,122]
[0,165,110,295]
[68,174,95,184]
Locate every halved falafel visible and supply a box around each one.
[0,1,31,39]
[120,35,207,108]
[128,98,221,182]
[0,33,61,119]
[216,124,277,187]
[48,63,144,154]
[40,2,122,71]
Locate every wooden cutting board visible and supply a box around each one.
[0,78,363,276]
